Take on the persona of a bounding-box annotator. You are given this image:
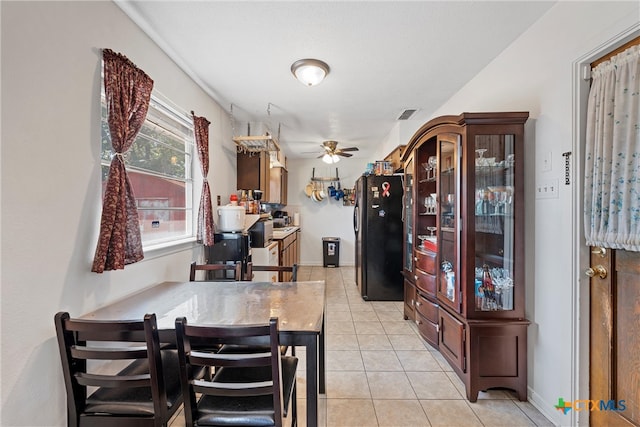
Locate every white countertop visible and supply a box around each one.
[272,226,300,239]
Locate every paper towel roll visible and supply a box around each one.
[293,212,300,226]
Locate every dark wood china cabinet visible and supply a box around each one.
[401,112,529,402]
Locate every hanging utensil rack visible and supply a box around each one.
[231,103,281,153]
[233,133,281,153]
[310,167,340,182]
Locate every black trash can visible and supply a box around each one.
[322,237,340,267]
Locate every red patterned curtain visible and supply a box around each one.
[192,111,215,246]
[92,49,154,273]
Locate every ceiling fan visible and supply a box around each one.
[316,140,359,163]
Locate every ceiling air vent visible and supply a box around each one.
[397,108,418,120]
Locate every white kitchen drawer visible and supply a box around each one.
[251,241,279,282]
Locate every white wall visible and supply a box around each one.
[0,2,236,425]
[286,157,369,266]
[414,3,639,425]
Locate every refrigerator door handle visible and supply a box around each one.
[353,206,359,233]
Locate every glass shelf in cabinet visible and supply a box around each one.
[418,177,437,184]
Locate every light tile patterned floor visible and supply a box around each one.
[171,266,554,427]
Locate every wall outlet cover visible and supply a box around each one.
[536,179,559,199]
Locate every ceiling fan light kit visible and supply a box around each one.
[291,58,330,86]
[322,153,340,164]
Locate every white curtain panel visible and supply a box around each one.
[584,44,640,251]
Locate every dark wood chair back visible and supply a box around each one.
[245,263,298,282]
[175,317,297,427]
[189,261,242,282]
[54,312,182,427]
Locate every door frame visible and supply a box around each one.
[571,23,640,427]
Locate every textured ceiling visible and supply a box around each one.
[118,1,554,159]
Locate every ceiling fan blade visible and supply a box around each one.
[338,147,359,152]
[336,152,353,157]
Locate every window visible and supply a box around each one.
[101,92,195,248]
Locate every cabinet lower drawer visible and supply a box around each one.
[415,293,438,324]
[415,313,438,347]
[404,279,416,320]
[415,249,437,275]
[415,268,436,296]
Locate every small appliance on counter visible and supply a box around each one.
[272,210,290,228]
[248,218,273,248]
[217,205,245,232]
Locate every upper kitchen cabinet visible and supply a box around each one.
[402,112,530,401]
[237,151,270,201]
[237,150,288,205]
[269,151,287,205]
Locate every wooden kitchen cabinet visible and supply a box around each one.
[237,151,288,205]
[277,230,299,281]
[237,151,270,201]
[401,112,530,402]
[269,166,288,205]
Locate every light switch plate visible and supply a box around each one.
[536,179,559,199]
[542,151,552,172]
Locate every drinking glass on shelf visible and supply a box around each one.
[427,226,437,237]
[428,156,437,177]
[446,194,455,210]
[422,160,435,179]
[475,148,488,166]
[487,192,499,215]
[475,189,485,215]
[495,191,507,215]
[505,191,513,215]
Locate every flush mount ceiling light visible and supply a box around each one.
[291,58,330,87]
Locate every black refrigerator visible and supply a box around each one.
[354,174,404,301]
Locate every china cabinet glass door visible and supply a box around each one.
[438,134,460,310]
[473,134,515,312]
[404,156,414,273]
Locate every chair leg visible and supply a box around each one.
[290,346,297,426]
[291,378,297,427]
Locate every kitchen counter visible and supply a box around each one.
[272,226,300,240]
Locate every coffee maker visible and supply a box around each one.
[253,189,264,213]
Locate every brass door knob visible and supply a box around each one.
[585,265,607,279]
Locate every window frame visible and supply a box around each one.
[100,89,197,251]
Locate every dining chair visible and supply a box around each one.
[189,261,242,282]
[175,316,298,427]
[54,311,183,427]
[245,263,298,282]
